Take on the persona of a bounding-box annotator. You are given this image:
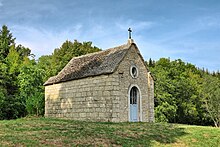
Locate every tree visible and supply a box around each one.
[150,58,207,125]
[0,93,24,120]
[203,75,220,127]
[4,45,21,95]
[148,58,155,67]
[39,40,101,77]
[0,25,104,119]
[0,25,15,61]
[0,25,37,119]
[16,44,33,59]
[151,58,177,122]
[0,45,28,119]
[18,63,45,116]
[37,55,53,82]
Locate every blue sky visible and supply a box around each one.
[0,0,219,71]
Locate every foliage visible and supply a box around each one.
[0,25,15,61]
[37,55,53,82]
[0,117,219,146]
[203,75,220,127]
[0,25,101,119]
[0,26,22,119]
[37,40,101,81]
[0,94,25,120]
[148,58,216,126]
[52,40,101,71]
[0,25,38,119]
[18,64,45,116]
[25,92,44,116]
[16,44,33,59]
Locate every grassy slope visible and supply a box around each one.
[0,117,219,147]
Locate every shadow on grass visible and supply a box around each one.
[0,118,187,146]
[70,121,187,146]
[61,122,187,146]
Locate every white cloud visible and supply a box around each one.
[197,15,220,28]
[10,23,126,59]
[11,24,83,58]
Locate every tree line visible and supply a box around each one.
[147,58,220,127]
[0,25,100,119]
[0,25,219,127]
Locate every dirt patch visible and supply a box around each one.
[73,137,119,146]
[191,138,198,142]
[203,133,210,138]
[170,140,187,147]
[40,138,65,147]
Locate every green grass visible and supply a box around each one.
[0,117,219,146]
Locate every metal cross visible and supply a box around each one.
[128,28,132,39]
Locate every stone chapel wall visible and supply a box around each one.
[45,74,120,121]
[116,44,154,122]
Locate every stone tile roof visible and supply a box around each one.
[44,43,132,86]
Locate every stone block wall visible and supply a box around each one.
[45,74,120,121]
[116,44,154,122]
[148,72,155,122]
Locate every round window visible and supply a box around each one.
[130,65,138,78]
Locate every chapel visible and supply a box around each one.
[44,38,154,122]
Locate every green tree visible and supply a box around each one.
[18,63,45,116]
[51,40,101,75]
[0,25,103,119]
[38,40,101,80]
[37,55,53,82]
[0,25,15,61]
[16,44,33,59]
[0,25,37,119]
[0,46,27,119]
[148,58,155,67]
[151,58,177,122]
[5,45,25,96]
[150,58,207,125]
[203,75,220,127]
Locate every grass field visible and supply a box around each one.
[0,117,219,146]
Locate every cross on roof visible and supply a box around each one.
[128,28,132,39]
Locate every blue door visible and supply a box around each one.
[130,87,138,122]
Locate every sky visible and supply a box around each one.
[0,0,219,71]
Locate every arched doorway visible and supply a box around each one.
[129,86,140,122]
